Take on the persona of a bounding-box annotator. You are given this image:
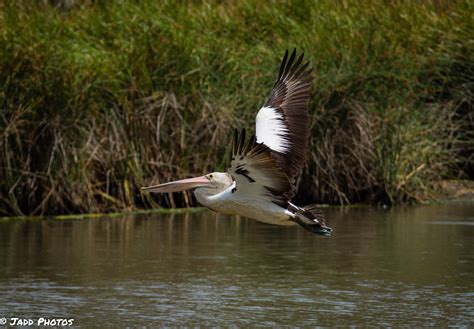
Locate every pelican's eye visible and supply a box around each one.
[208,174,213,180]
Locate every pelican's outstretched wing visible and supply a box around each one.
[255,49,313,184]
[228,129,293,206]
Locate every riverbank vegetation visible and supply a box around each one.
[1,0,472,216]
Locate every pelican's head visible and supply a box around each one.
[141,172,233,195]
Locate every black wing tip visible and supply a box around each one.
[278,48,312,83]
[233,127,262,157]
[278,49,290,78]
[233,128,238,156]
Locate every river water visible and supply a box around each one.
[0,202,473,327]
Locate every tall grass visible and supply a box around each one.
[0,0,472,216]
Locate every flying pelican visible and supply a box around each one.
[142,49,332,236]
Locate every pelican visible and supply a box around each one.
[142,49,332,236]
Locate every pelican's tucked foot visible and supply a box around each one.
[297,221,332,236]
[290,203,332,236]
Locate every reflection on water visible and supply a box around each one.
[0,203,473,326]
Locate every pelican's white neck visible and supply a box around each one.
[193,172,233,206]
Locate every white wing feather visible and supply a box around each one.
[255,106,290,153]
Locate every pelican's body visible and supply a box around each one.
[199,191,293,226]
[194,178,293,226]
[142,50,332,235]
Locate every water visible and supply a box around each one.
[0,203,473,327]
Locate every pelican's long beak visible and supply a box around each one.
[141,175,212,193]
